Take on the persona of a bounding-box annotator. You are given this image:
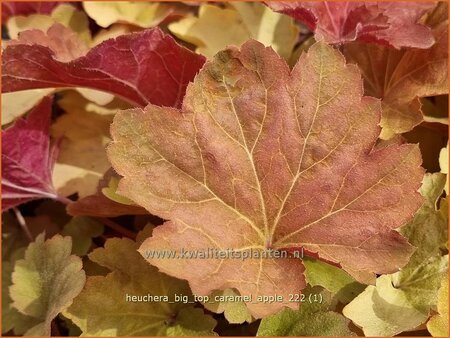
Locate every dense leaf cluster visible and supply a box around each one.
[1,1,448,337]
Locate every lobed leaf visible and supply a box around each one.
[267,1,436,49]
[343,174,448,336]
[169,3,298,60]
[10,233,86,335]
[344,26,448,139]
[64,228,216,336]
[108,40,424,318]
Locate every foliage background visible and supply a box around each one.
[1,1,448,337]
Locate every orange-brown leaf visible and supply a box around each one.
[108,41,424,318]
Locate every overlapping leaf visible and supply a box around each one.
[67,169,147,218]
[51,91,113,199]
[2,1,63,22]
[64,228,216,336]
[343,174,448,336]
[257,287,355,336]
[2,27,205,108]
[303,257,365,303]
[427,276,449,337]
[169,3,298,59]
[108,40,424,318]
[267,1,435,49]
[344,26,448,139]
[6,3,91,43]
[1,97,59,211]
[82,1,174,28]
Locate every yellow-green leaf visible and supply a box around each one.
[169,3,298,59]
[82,1,173,28]
[427,276,449,336]
[61,217,104,256]
[10,234,86,336]
[64,227,216,336]
[343,174,448,336]
[203,289,252,324]
[257,287,355,336]
[303,257,365,304]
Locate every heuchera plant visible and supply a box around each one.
[1,1,448,337]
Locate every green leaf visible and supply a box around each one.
[257,287,355,336]
[343,173,448,336]
[427,276,449,336]
[10,233,86,335]
[166,308,218,336]
[303,257,365,303]
[101,176,136,206]
[2,259,41,335]
[64,227,216,336]
[398,173,448,311]
[61,217,104,255]
[1,216,40,335]
[203,289,253,324]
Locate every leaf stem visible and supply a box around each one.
[55,194,73,205]
[97,218,136,239]
[12,207,33,241]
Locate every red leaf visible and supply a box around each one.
[2,1,63,22]
[1,97,58,211]
[2,28,206,108]
[267,1,435,49]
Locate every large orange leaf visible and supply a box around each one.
[108,41,424,318]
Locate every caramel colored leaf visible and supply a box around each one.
[344,26,448,138]
[6,4,91,44]
[8,23,89,62]
[108,41,424,318]
[343,174,448,336]
[51,91,112,199]
[2,28,206,108]
[267,1,435,49]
